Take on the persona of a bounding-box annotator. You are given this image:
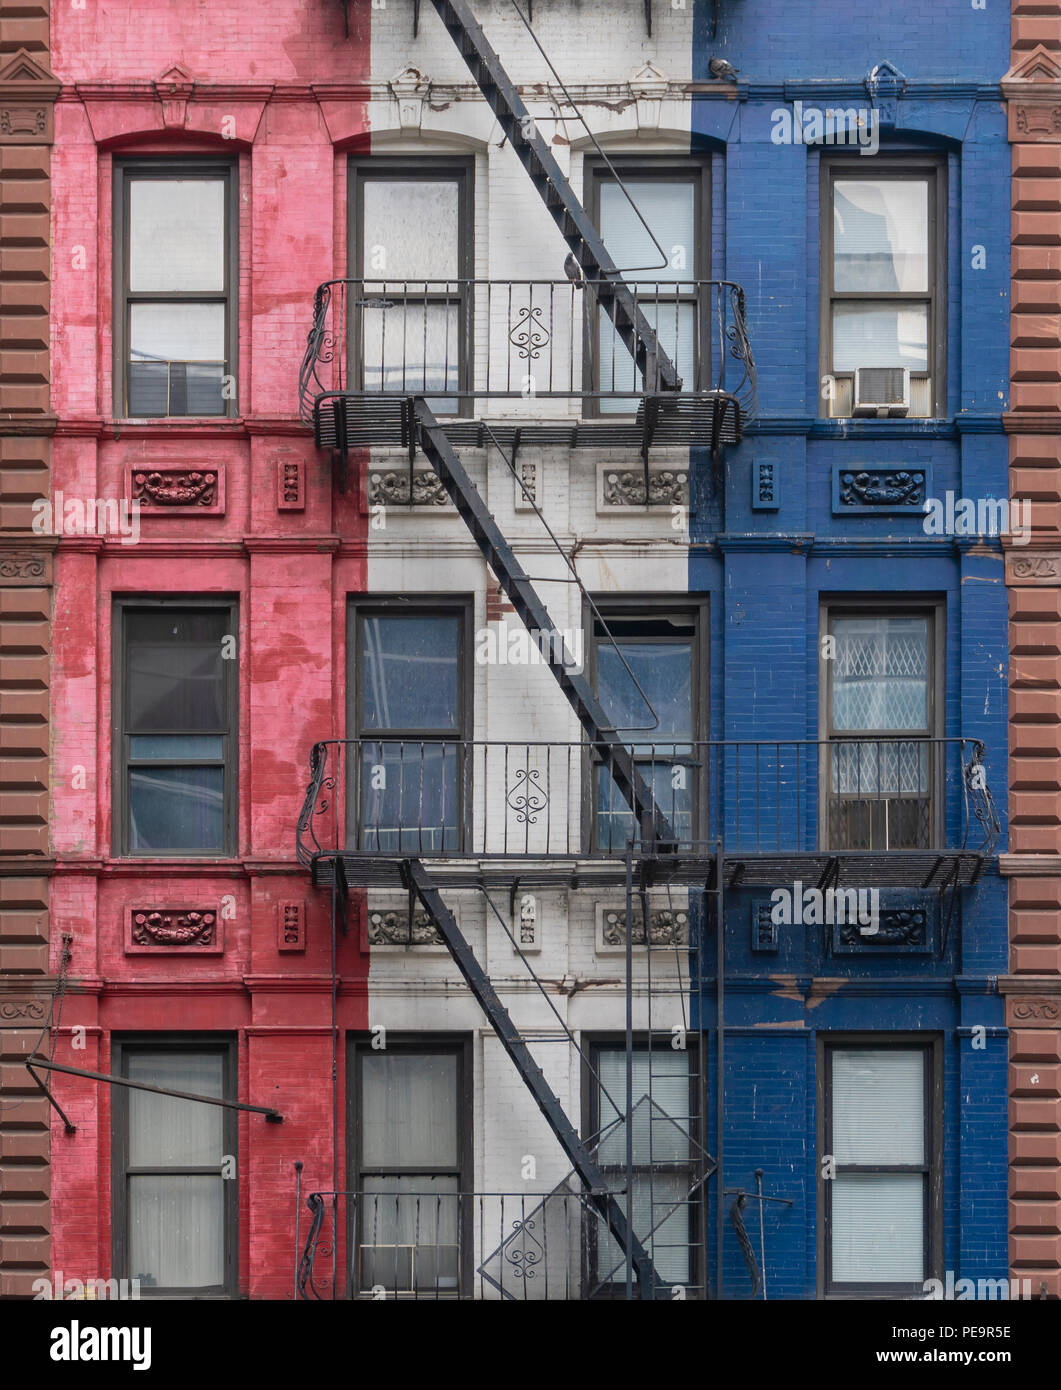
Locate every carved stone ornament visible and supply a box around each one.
[0,553,48,581]
[837,468,926,509]
[130,909,218,949]
[368,470,448,507]
[133,470,217,507]
[1010,998,1061,1023]
[0,999,47,1021]
[368,909,444,946]
[838,907,927,948]
[602,470,689,507]
[601,908,689,947]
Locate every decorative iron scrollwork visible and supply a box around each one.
[509,305,550,360]
[507,768,547,824]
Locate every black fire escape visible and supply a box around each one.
[295,0,998,1300]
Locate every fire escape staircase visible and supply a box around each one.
[298,0,728,1297]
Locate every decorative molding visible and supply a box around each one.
[0,49,60,146]
[0,552,51,583]
[832,466,928,514]
[128,466,224,514]
[0,998,48,1022]
[514,890,540,953]
[596,903,689,954]
[276,457,305,511]
[1006,552,1061,586]
[367,469,449,508]
[599,468,689,511]
[752,459,779,511]
[126,907,223,954]
[1007,996,1061,1027]
[513,456,542,513]
[277,900,306,953]
[750,901,779,953]
[364,897,458,951]
[832,905,934,956]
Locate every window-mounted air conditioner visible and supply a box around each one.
[852,367,910,418]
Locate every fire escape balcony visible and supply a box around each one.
[297,277,756,462]
[296,736,999,892]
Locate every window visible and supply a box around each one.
[821,161,944,418]
[588,602,704,849]
[349,600,470,852]
[349,1039,471,1297]
[114,162,237,417]
[820,600,942,851]
[349,159,473,411]
[114,602,238,856]
[820,1039,940,1296]
[585,1041,700,1293]
[587,159,706,411]
[112,1040,237,1297]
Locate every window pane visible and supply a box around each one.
[833,180,928,293]
[361,301,460,396]
[129,735,224,761]
[128,642,225,732]
[127,1052,224,1166]
[360,1052,458,1168]
[358,1177,460,1292]
[594,1173,691,1288]
[596,759,694,851]
[831,1173,925,1283]
[832,615,928,731]
[598,300,695,410]
[129,178,225,293]
[359,741,460,852]
[129,1176,224,1289]
[832,1048,925,1164]
[598,638,693,740]
[362,180,459,280]
[596,1049,691,1165]
[129,766,225,851]
[599,180,695,284]
[832,302,928,373]
[130,302,225,363]
[361,615,460,731]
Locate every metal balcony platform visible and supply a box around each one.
[309,848,987,895]
[311,390,743,457]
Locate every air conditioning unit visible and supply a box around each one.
[852,367,910,418]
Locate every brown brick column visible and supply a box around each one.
[1002,8,1061,1298]
[0,5,56,1300]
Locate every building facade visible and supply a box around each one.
[0,0,1022,1301]
[1002,2,1061,1300]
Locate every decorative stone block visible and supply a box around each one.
[277,900,305,953]
[752,459,780,511]
[276,457,305,511]
[832,465,929,514]
[126,907,222,954]
[127,465,224,515]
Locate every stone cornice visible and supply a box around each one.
[999,853,1061,877]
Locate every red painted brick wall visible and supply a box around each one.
[45,0,371,1298]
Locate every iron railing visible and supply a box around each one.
[297,277,756,425]
[296,736,999,866]
[296,1185,703,1300]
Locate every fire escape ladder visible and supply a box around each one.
[401,858,663,1296]
[414,397,676,850]
[428,0,681,395]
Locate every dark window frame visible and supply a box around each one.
[817,595,945,852]
[110,1034,238,1299]
[346,595,474,853]
[112,158,239,419]
[581,1034,705,1298]
[348,156,475,415]
[111,596,240,859]
[584,155,710,415]
[816,1033,943,1299]
[583,594,709,851]
[346,1034,473,1299]
[819,156,947,419]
